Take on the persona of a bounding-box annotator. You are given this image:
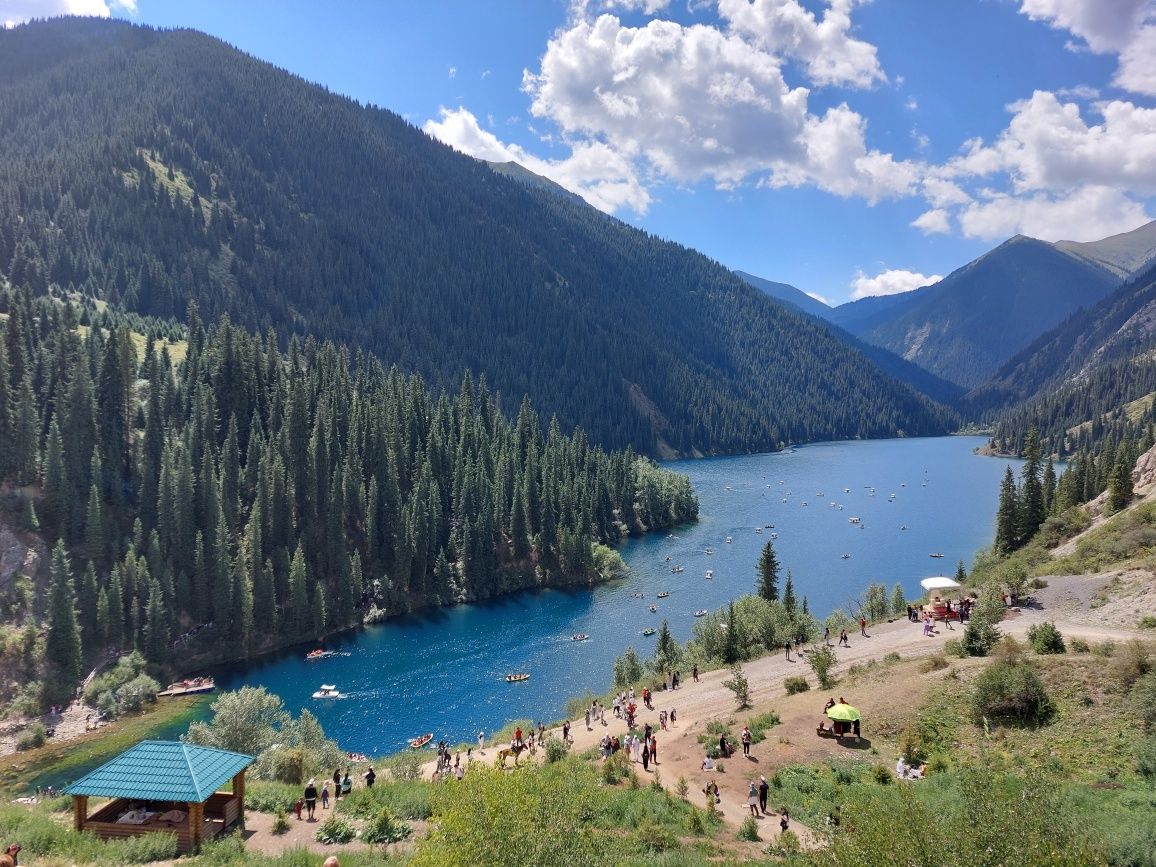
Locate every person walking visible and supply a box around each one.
[332,768,342,802]
[692,663,699,683]
[860,616,868,637]
[650,735,658,766]
[303,778,318,820]
[758,776,769,815]
[784,640,792,661]
[839,629,850,647]
[748,781,759,817]
[585,707,591,730]
[477,730,485,754]
[780,806,790,833]
[341,769,352,798]
[563,720,571,742]
[642,740,650,772]
[321,780,330,810]
[824,625,831,646]
[741,724,752,757]
[363,766,376,788]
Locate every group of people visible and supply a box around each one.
[598,723,661,771]
[818,697,860,738]
[297,766,369,820]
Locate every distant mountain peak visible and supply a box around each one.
[484,160,586,206]
[733,270,832,319]
[1055,219,1156,279]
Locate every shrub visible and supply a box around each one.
[723,664,751,709]
[1026,621,1065,654]
[920,654,948,673]
[808,645,838,689]
[1131,671,1156,733]
[271,807,290,835]
[943,639,966,658]
[383,750,424,782]
[972,660,1054,726]
[1137,734,1156,779]
[1070,637,1090,653]
[265,747,306,784]
[737,815,761,841]
[603,750,631,785]
[544,735,569,763]
[1139,616,1156,630]
[775,829,801,854]
[635,818,678,853]
[747,711,781,744]
[686,805,706,834]
[337,781,433,821]
[1113,640,1151,691]
[676,776,689,800]
[314,813,357,844]
[15,722,46,751]
[244,781,300,813]
[898,725,923,765]
[361,806,412,845]
[883,651,901,664]
[1093,640,1117,658]
[872,764,892,785]
[784,675,810,695]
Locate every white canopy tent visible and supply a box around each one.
[920,576,961,592]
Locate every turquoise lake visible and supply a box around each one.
[211,435,1021,753]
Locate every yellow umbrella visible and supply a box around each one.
[825,703,861,722]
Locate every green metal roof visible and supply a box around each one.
[65,740,254,803]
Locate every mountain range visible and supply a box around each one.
[0,18,960,458]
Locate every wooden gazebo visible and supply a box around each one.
[65,740,254,853]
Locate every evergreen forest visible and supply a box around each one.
[0,286,698,704]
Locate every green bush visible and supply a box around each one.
[972,660,1054,726]
[1139,616,1156,630]
[883,651,901,663]
[603,750,632,785]
[338,780,433,820]
[872,764,892,785]
[315,813,357,844]
[244,781,301,813]
[1093,640,1117,658]
[1136,734,1156,779]
[361,806,412,845]
[1113,640,1151,691]
[808,645,838,689]
[737,815,761,841]
[265,747,306,784]
[382,750,424,782]
[634,818,678,853]
[1070,637,1090,653]
[1027,621,1066,654]
[784,675,810,695]
[1131,671,1156,733]
[545,735,570,763]
[271,808,290,835]
[943,638,966,658]
[774,828,801,854]
[747,711,781,744]
[15,722,46,751]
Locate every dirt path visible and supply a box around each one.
[434,583,1154,848]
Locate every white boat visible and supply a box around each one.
[693,610,707,617]
[900,525,908,531]
[656,591,670,598]
[725,536,733,544]
[649,604,657,613]
[755,527,762,533]
[313,684,344,699]
[571,633,589,641]
[930,553,945,558]
[841,553,851,559]
[770,532,778,539]
[849,517,861,524]
[705,569,714,579]
[671,565,685,573]
[843,488,850,493]
[703,547,714,555]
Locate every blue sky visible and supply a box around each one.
[6,0,1156,305]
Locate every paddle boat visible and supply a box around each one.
[725,536,732,544]
[671,565,685,573]
[703,547,714,555]
[901,525,908,530]
[649,604,658,613]
[630,591,645,599]
[409,733,433,749]
[841,553,851,559]
[571,633,589,642]
[656,591,670,598]
[755,527,762,533]
[505,673,530,683]
[849,516,861,524]
[929,553,945,558]
[642,627,656,636]
[705,569,713,579]
[348,752,370,762]
[693,609,707,617]
[312,684,344,699]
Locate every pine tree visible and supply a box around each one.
[655,619,677,671]
[783,569,796,615]
[955,560,967,583]
[45,541,83,701]
[1107,444,1134,513]
[757,540,780,602]
[1018,429,1045,544]
[41,418,68,531]
[994,466,1019,554]
[722,602,739,664]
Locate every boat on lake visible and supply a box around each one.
[158,676,215,697]
[849,516,861,524]
[656,591,670,598]
[930,553,945,558]
[725,536,732,544]
[312,684,344,699]
[705,569,713,579]
[649,604,657,613]
[671,565,685,573]
[755,527,762,533]
[642,627,656,636]
[841,553,851,559]
[571,633,589,642]
[505,673,530,683]
[693,609,707,617]
[703,547,714,555]
[306,649,337,660]
[409,733,433,749]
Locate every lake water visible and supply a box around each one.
[212,436,1020,754]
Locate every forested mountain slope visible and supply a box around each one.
[0,18,953,457]
[975,259,1156,456]
[829,236,1118,388]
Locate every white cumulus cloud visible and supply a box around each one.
[423,106,651,214]
[1,0,133,26]
[850,268,942,300]
[1019,0,1156,96]
[957,185,1150,242]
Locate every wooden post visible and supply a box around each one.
[188,800,204,852]
[232,770,245,815]
[72,795,88,832]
